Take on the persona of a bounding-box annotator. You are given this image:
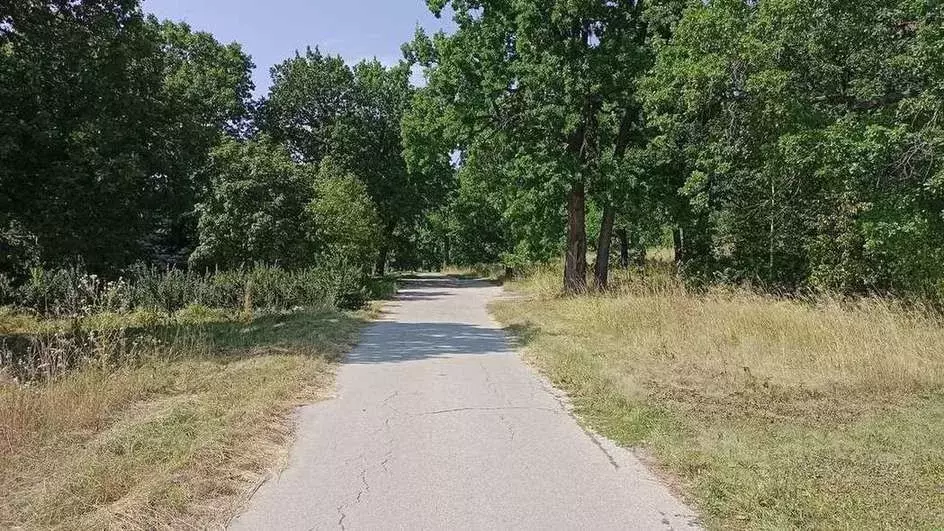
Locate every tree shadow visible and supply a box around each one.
[398,277,472,290]
[393,290,453,301]
[503,322,541,349]
[345,321,514,364]
[333,275,528,364]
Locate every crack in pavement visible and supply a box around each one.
[336,465,371,530]
[479,359,501,400]
[498,413,516,442]
[381,391,399,406]
[230,276,701,530]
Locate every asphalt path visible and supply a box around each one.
[231,275,700,530]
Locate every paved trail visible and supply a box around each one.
[231,276,699,530]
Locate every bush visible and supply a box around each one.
[0,273,15,306]
[1,261,371,318]
[16,267,103,316]
[131,265,198,316]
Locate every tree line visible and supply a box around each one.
[2,0,943,301]
[407,0,944,297]
[0,0,450,292]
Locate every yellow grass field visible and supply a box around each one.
[492,262,944,529]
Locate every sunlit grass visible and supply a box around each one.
[0,306,375,529]
[493,259,944,529]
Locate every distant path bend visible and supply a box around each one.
[231,275,700,530]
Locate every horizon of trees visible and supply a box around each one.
[2,0,943,301]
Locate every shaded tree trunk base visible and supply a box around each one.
[374,246,389,277]
[593,204,616,291]
[617,227,630,269]
[564,182,588,294]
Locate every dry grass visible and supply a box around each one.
[493,261,944,529]
[440,264,507,281]
[0,306,374,529]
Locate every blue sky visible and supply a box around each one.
[142,0,454,94]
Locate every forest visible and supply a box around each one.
[1,1,943,529]
[2,0,942,303]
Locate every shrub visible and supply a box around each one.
[0,273,14,306]
[198,269,246,309]
[16,266,103,316]
[2,262,370,318]
[130,265,197,316]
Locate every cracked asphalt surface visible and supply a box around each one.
[230,276,700,530]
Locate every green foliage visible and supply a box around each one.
[261,49,453,273]
[0,221,40,282]
[5,262,370,318]
[4,0,943,304]
[152,20,256,256]
[191,137,315,270]
[406,0,652,290]
[0,1,168,273]
[0,2,255,274]
[131,266,197,316]
[260,48,355,163]
[642,0,944,297]
[309,159,382,269]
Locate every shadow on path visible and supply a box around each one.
[346,322,512,364]
[393,290,453,301]
[397,277,491,291]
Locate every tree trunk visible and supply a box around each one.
[374,245,389,276]
[592,204,616,291]
[673,227,684,266]
[564,182,588,294]
[617,227,630,269]
[374,219,398,276]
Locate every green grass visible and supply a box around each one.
[0,304,378,529]
[493,263,944,529]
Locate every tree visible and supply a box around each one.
[642,0,944,295]
[0,0,167,273]
[0,2,255,275]
[407,0,650,292]
[259,48,354,163]
[308,158,381,270]
[261,51,452,275]
[190,137,315,269]
[152,20,255,259]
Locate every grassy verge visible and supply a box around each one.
[492,263,944,529]
[440,264,507,282]
[0,303,379,529]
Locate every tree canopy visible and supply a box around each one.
[2,0,943,301]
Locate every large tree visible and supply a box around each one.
[190,137,315,269]
[0,0,167,273]
[0,1,254,275]
[260,50,451,274]
[152,20,255,258]
[642,0,944,295]
[407,0,650,292]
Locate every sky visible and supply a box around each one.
[142,0,455,94]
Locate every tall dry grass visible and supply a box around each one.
[512,261,944,396]
[0,307,371,529]
[494,260,944,528]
